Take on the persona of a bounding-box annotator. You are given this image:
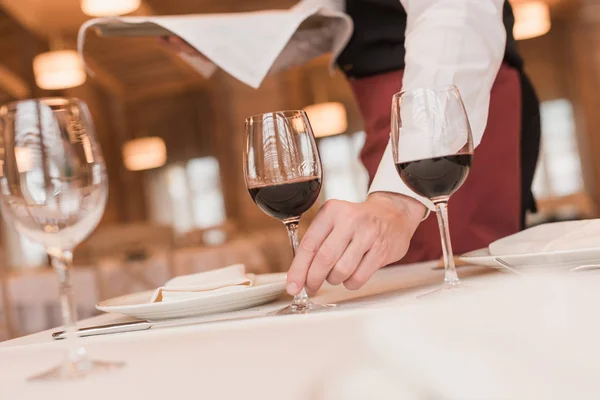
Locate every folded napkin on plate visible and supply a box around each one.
[76,0,352,89]
[151,264,254,303]
[488,219,600,256]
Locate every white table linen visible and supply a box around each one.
[3,263,599,399]
[0,262,488,399]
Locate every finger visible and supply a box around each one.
[286,211,334,296]
[326,240,368,287]
[327,226,377,286]
[305,227,353,293]
[343,248,384,291]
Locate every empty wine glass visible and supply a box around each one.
[391,86,474,296]
[0,98,124,380]
[244,110,335,315]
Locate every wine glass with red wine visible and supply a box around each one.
[244,110,335,315]
[391,86,473,295]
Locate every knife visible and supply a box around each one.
[53,320,152,340]
[52,314,263,340]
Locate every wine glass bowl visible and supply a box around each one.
[244,110,335,315]
[0,98,123,380]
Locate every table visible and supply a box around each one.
[0,262,489,399]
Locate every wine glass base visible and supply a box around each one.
[268,301,336,316]
[417,282,466,299]
[28,359,125,382]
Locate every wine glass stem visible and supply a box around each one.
[284,219,309,306]
[50,249,88,364]
[434,201,460,286]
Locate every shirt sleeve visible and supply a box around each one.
[368,0,507,211]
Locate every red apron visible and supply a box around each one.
[350,64,522,263]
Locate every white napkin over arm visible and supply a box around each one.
[77,0,353,89]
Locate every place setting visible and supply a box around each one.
[47,264,286,340]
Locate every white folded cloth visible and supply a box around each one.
[151,264,254,303]
[488,219,600,256]
[77,0,352,89]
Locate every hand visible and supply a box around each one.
[286,192,425,295]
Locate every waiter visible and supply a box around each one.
[164,0,540,296]
[284,0,540,297]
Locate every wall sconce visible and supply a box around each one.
[122,137,167,171]
[303,102,348,138]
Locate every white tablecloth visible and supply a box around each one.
[0,262,489,399]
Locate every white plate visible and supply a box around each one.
[96,273,287,320]
[459,247,600,271]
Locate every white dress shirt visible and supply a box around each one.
[368,0,507,211]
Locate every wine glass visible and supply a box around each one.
[244,110,335,315]
[391,86,474,295]
[0,98,124,380]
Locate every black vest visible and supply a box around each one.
[337,0,523,78]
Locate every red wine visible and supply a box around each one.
[248,177,322,221]
[395,154,472,200]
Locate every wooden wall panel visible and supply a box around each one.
[63,83,124,226]
[562,3,600,211]
[517,6,600,213]
[519,27,571,102]
[132,89,214,163]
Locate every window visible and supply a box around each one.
[318,131,369,203]
[187,157,227,229]
[532,99,584,199]
[1,220,47,268]
[529,99,590,224]
[147,156,226,234]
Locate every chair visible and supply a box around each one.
[0,268,15,341]
[172,237,270,277]
[7,267,100,336]
[77,223,176,301]
[174,220,239,248]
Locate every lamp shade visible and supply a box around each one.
[33,50,86,90]
[123,137,167,171]
[303,102,348,138]
[81,0,141,16]
[513,1,551,40]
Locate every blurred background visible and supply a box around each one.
[0,0,597,339]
